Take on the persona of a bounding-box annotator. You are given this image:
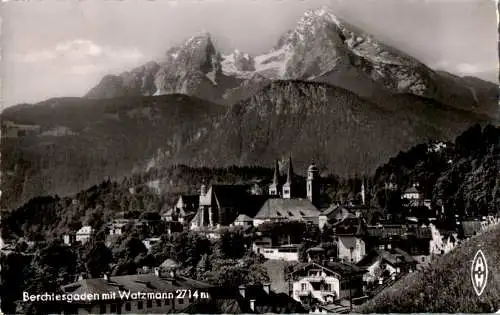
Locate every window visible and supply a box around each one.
[99,304,106,314]
[137,301,143,310]
[299,211,305,216]
[288,211,294,217]
[125,302,131,311]
[276,211,282,216]
[326,284,332,292]
[147,300,153,308]
[110,304,117,313]
[421,257,425,262]
[156,299,162,307]
[301,283,307,291]
[178,298,184,305]
[165,299,170,306]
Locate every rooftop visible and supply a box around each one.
[254,198,320,220]
[61,272,213,298]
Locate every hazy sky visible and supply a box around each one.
[1,0,498,107]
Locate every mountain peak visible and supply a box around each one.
[184,31,214,48]
[273,6,343,51]
[302,6,342,25]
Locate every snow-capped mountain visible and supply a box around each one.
[87,32,244,104]
[86,6,497,115]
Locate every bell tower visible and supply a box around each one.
[268,159,280,196]
[307,162,320,206]
[282,155,294,199]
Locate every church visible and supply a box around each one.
[190,156,322,230]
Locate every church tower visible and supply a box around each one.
[307,162,320,206]
[268,159,280,196]
[282,155,294,199]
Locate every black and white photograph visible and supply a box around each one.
[0,0,499,314]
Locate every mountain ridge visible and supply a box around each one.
[84,6,498,117]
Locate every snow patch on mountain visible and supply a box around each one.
[205,55,218,85]
[254,45,294,78]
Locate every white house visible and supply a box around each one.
[142,237,161,251]
[337,235,366,264]
[287,261,365,304]
[76,226,93,244]
[253,244,300,261]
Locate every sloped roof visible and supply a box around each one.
[321,205,357,222]
[159,258,179,270]
[404,186,420,194]
[235,214,253,222]
[76,226,93,234]
[461,221,483,237]
[211,185,270,217]
[337,235,359,249]
[61,273,213,297]
[212,185,252,207]
[183,286,306,314]
[290,261,364,278]
[180,194,199,206]
[183,298,246,314]
[254,198,320,220]
[357,248,417,268]
[366,224,431,240]
[334,216,367,236]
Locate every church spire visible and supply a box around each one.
[286,154,293,184]
[268,159,280,196]
[273,159,279,184]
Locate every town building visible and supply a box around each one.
[233,214,254,227]
[189,157,323,230]
[253,198,321,227]
[75,226,93,244]
[59,267,214,314]
[286,261,365,305]
[162,195,199,223]
[142,237,161,251]
[63,233,76,246]
[337,234,366,264]
[320,205,357,225]
[364,224,432,266]
[253,243,300,261]
[356,248,417,283]
[190,184,268,230]
[184,283,306,313]
[402,184,424,207]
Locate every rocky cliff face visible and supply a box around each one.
[85,6,497,115]
[173,80,492,177]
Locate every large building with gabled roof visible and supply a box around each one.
[189,156,323,230]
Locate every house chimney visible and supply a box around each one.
[169,269,176,279]
[239,285,246,298]
[396,267,401,274]
[263,283,270,294]
[249,299,256,311]
[103,273,110,281]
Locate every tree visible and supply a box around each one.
[79,241,114,278]
[214,227,247,259]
